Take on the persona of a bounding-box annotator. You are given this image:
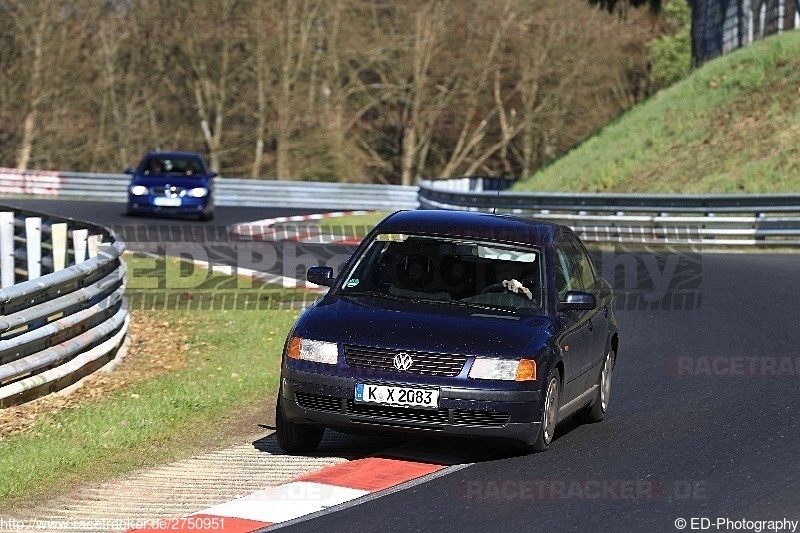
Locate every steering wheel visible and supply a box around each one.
[480,282,506,294]
[479,281,536,303]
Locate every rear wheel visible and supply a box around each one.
[530,367,560,452]
[275,397,324,454]
[575,350,614,424]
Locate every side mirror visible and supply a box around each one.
[124,168,134,175]
[207,172,218,178]
[307,266,334,287]
[560,291,596,311]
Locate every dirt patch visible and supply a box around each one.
[0,311,192,440]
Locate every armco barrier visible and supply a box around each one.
[0,167,419,211]
[0,205,127,407]
[418,178,800,247]
[3,166,799,246]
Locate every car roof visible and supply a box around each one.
[376,210,568,248]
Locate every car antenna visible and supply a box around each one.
[492,176,504,215]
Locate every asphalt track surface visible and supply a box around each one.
[0,199,345,288]
[285,253,800,532]
[7,198,800,532]
[0,198,329,237]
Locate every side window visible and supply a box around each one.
[566,236,596,292]
[554,240,582,301]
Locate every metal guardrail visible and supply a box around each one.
[0,205,128,407]
[2,167,799,247]
[418,178,800,247]
[0,167,419,211]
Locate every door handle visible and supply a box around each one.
[588,319,593,332]
[604,306,609,318]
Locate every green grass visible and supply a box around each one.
[316,211,393,236]
[0,255,309,510]
[514,31,800,194]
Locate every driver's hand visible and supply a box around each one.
[502,279,533,300]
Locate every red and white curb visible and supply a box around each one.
[128,453,461,532]
[231,211,375,245]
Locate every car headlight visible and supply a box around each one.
[469,357,536,381]
[188,187,208,198]
[130,185,148,196]
[287,337,338,365]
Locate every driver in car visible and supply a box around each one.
[491,261,533,300]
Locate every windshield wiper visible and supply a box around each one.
[339,290,416,302]
[339,290,446,305]
[444,300,513,313]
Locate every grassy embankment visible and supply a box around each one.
[514,31,800,194]
[0,254,310,510]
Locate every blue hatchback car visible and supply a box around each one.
[276,210,618,454]
[125,152,216,221]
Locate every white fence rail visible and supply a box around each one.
[0,205,127,407]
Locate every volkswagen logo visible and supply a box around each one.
[393,352,413,371]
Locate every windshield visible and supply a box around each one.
[338,233,544,313]
[140,156,205,176]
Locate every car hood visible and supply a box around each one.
[293,294,553,358]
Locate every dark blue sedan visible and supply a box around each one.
[276,210,618,453]
[125,152,216,221]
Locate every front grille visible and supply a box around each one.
[344,345,467,377]
[346,400,450,425]
[452,409,510,427]
[151,186,186,196]
[296,392,511,429]
[295,392,341,413]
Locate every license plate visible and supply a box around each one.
[154,197,181,207]
[355,383,439,409]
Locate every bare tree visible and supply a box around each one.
[0,0,655,181]
[5,0,56,170]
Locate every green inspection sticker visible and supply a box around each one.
[345,279,359,288]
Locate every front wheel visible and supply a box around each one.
[575,350,615,424]
[530,367,560,452]
[275,397,324,454]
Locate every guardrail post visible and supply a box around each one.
[73,228,88,264]
[25,217,42,280]
[87,234,102,258]
[0,212,14,287]
[51,222,68,271]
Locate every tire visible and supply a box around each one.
[574,349,615,424]
[199,211,214,222]
[275,397,324,454]
[530,366,561,452]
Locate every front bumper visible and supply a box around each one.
[127,197,211,216]
[279,367,544,446]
